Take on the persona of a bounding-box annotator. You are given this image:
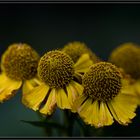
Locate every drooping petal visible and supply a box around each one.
[22,77,43,95]
[120,78,139,104]
[22,83,50,111]
[133,81,140,96]
[83,100,100,127]
[74,54,93,73]
[107,101,122,125]
[66,83,77,106]
[55,88,71,109]
[107,92,137,125]
[74,95,92,120]
[78,97,93,119]
[98,102,114,127]
[77,99,114,128]
[72,81,84,96]
[129,80,140,105]
[72,94,87,112]
[66,81,84,112]
[40,88,57,115]
[0,73,22,103]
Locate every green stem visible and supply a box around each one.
[46,121,66,130]
[75,116,85,135]
[74,115,91,136]
[64,110,75,136]
[35,112,53,136]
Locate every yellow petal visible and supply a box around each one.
[72,94,87,112]
[107,102,122,124]
[55,88,71,109]
[134,81,140,95]
[121,80,136,95]
[22,83,50,111]
[120,90,138,105]
[82,101,113,128]
[108,92,137,125]
[130,80,140,104]
[0,73,22,103]
[66,84,77,106]
[120,78,139,104]
[76,96,92,119]
[75,96,113,128]
[74,53,93,73]
[72,81,84,96]
[22,77,43,95]
[99,102,114,127]
[66,81,83,110]
[40,88,57,115]
[83,100,100,127]
[108,102,130,125]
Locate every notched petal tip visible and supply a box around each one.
[39,89,57,116]
[22,84,49,111]
[0,89,18,103]
[0,73,22,103]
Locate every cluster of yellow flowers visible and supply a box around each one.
[0,41,139,128]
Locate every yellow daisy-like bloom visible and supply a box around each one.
[62,41,100,63]
[74,62,138,128]
[109,42,140,104]
[0,43,40,103]
[109,42,140,79]
[22,50,93,115]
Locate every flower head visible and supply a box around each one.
[109,43,140,105]
[2,43,39,81]
[38,50,74,88]
[0,43,40,103]
[83,62,122,101]
[109,42,140,80]
[74,62,137,127]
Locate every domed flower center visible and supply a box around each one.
[109,43,140,80]
[82,62,122,102]
[1,43,40,81]
[62,41,99,63]
[38,50,75,88]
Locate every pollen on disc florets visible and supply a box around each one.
[1,43,40,81]
[109,42,140,80]
[82,62,122,102]
[38,50,75,89]
[62,41,100,63]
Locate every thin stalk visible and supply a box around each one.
[63,110,75,136]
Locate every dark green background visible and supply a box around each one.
[0,3,140,137]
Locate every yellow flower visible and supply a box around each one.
[73,62,138,128]
[62,41,100,63]
[22,50,93,115]
[109,42,140,79]
[0,43,40,103]
[109,42,140,104]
